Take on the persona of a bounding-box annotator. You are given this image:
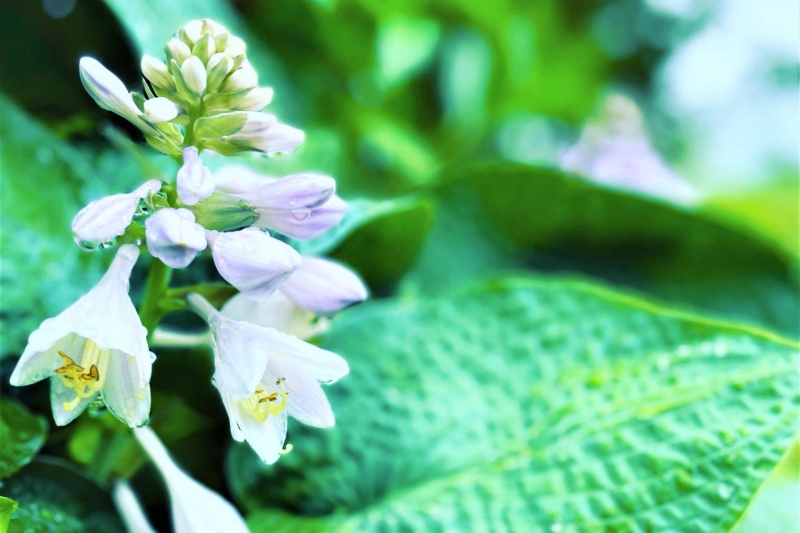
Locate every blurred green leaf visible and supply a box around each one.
[407,161,799,336]
[4,458,124,533]
[0,496,18,532]
[328,197,435,290]
[0,399,48,480]
[232,277,799,531]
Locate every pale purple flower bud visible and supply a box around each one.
[72,180,162,247]
[79,57,155,134]
[259,195,347,240]
[240,173,335,214]
[281,257,368,315]
[177,147,214,205]
[145,208,207,268]
[208,228,301,300]
[225,115,304,155]
[233,87,274,111]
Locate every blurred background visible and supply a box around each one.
[0,0,797,531]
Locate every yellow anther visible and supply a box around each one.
[55,341,110,411]
[240,378,289,423]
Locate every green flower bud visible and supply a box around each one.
[206,53,234,92]
[184,192,258,232]
[166,38,192,65]
[193,112,248,140]
[141,55,175,92]
[181,56,207,96]
[192,33,216,64]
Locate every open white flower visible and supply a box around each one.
[133,427,251,533]
[188,293,349,463]
[72,179,162,247]
[10,245,153,427]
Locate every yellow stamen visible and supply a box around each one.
[240,378,289,424]
[55,340,110,411]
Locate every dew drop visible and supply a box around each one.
[99,238,117,249]
[75,238,99,251]
[291,209,311,221]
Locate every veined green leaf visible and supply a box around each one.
[0,399,48,479]
[4,458,125,533]
[229,277,799,532]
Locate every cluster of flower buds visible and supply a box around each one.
[12,19,367,466]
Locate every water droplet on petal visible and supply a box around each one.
[291,209,311,221]
[75,238,99,251]
[99,238,117,249]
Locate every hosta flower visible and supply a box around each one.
[262,194,348,240]
[222,290,330,340]
[188,293,349,463]
[223,114,305,155]
[177,146,214,205]
[133,427,251,533]
[207,228,301,299]
[145,208,207,268]
[71,179,162,247]
[281,256,367,314]
[10,245,153,427]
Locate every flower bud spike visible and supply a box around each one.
[181,56,207,96]
[281,256,368,314]
[209,228,301,299]
[143,97,179,123]
[177,147,214,205]
[145,208,207,268]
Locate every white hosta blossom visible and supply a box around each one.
[72,179,162,246]
[133,427,251,533]
[207,228,301,300]
[143,97,179,123]
[10,245,153,427]
[145,208,207,268]
[281,257,368,315]
[188,293,349,463]
[222,291,330,340]
[177,146,214,205]
[113,482,157,533]
[79,57,157,135]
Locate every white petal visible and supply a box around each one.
[256,195,347,240]
[113,481,157,533]
[143,97,179,123]
[233,401,288,464]
[221,291,329,340]
[181,56,207,95]
[208,314,271,399]
[102,349,152,428]
[213,164,276,195]
[240,173,335,212]
[145,208,207,268]
[50,374,98,426]
[79,57,142,122]
[266,356,334,428]
[176,147,214,205]
[262,327,348,384]
[233,87,274,111]
[133,427,251,533]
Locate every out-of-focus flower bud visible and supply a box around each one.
[208,228,301,299]
[177,147,215,205]
[181,56,207,96]
[145,208,207,268]
[233,87,274,111]
[259,195,348,240]
[143,98,179,123]
[280,256,368,314]
[72,180,163,249]
[192,34,216,64]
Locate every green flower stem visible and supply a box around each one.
[140,257,173,341]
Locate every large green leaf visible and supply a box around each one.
[405,162,800,336]
[228,277,799,532]
[3,458,124,533]
[0,399,48,479]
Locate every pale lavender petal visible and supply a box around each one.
[281,256,368,315]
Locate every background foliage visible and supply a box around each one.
[0,0,797,532]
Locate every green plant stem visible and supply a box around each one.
[140,257,172,341]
